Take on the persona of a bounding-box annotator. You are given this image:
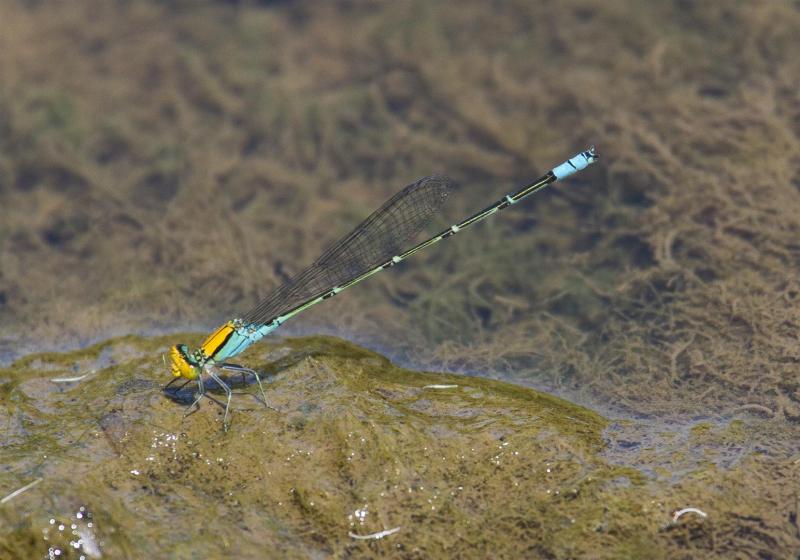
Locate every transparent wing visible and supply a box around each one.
[242,175,456,325]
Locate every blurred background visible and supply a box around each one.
[0,0,799,426]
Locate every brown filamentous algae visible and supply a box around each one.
[0,335,787,558]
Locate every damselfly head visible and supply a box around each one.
[169,344,200,380]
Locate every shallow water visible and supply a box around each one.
[2,0,800,557]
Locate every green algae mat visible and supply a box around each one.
[1,335,794,558]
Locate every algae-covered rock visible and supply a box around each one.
[0,335,791,558]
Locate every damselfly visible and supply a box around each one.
[166,147,598,428]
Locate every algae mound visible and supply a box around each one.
[1,335,792,558]
[0,334,620,558]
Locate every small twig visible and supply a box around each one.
[349,527,401,540]
[672,507,708,522]
[423,384,458,390]
[734,403,775,418]
[1,478,43,504]
[668,335,695,382]
[492,294,529,311]
[661,229,679,268]
[51,372,93,384]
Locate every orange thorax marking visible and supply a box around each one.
[200,321,236,360]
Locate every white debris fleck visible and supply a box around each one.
[423,384,458,390]
[76,524,102,558]
[1,477,43,504]
[672,507,708,522]
[349,527,401,540]
[51,372,94,384]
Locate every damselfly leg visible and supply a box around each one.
[221,363,274,411]
[205,366,233,431]
[165,363,274,430]
[164,375,199,397]
[184,374,208,417]
[166,372,229,425]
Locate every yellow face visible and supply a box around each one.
[169,344,200,380]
